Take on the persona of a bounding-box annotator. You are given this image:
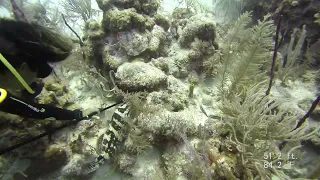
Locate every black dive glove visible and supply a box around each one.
[0,88,83,120]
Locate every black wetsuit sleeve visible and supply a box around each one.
[0,91,83,120]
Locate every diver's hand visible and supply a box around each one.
[82,108,100,119]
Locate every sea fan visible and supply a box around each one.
[227,14,274,95]
[218,83,318,179]
[62,0,92,22]
[277,25,307,84]
[215,12,251,96]
[216,13,275,99]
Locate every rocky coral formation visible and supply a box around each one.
[149,25,166,53]
[102,49,127,70]
[153,14,170,31]
[83,20,105,42]
[96,0,160,16]
[2,0,319,179]
[85,0,169,76]
[36,83,77,109]
[119,29,150,56]
[170,8,194,39]
[83,19,105,66]
[75,2,222,178]
[115,61,167,92]
[179,14,217,48]
[102,8,155,32]
[150,37,218,79]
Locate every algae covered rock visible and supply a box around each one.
[102,8,154,32]
[150,57,170,73]
[164,75,189,111]
[148,25,166,53]
[83,19,105,63]
[102,49,127,70]
[97,0,160,15]
[153,14,170,31]
[170,8,194,39]
[172,8,194,20]
[103,8,136,32]
[83,19,105,41]
[179,14,217,48]
[134,0,160,16]
[115,62,167,91]
[44,146,67,162]
[119,29,150,56]
[137,107,201,137]
[37,83,75,109]
[95,0,112,11]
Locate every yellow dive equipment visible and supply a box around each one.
[0,88,8,104]
[0,53,35,94]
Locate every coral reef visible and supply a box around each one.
[102,8,154,32]
[75,5,319,179]
[1,0,320,179]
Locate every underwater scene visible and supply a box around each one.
[0,0,320,179]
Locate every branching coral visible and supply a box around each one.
[227,15,274,94]
[214,15,316,179]
[62,0,92,22]
[216,13,275,99]
[215,12,251,96]
[218,83,319,179]
[276,25,307,84]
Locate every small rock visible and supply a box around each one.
[115,62,167,92]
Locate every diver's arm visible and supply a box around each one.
[0,88,83,120]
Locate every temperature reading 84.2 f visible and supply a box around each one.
[263,152,297,169]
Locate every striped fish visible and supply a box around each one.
[80,103,130,174]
